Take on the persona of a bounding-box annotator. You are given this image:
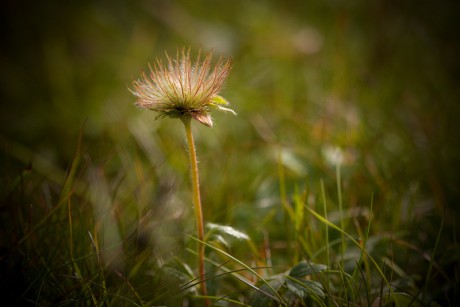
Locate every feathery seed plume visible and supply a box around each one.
[131,48,235,127]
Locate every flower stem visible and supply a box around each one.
[181,116,208,303]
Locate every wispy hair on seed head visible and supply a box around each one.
[131,48,234,127]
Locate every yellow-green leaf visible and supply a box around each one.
[212,95,229,105]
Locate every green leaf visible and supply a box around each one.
[383,292,423,306]
[249,279,284,307]
[289,261,327,278]
[286,281,305,300]
[286,278,325,299]
[210,95,237,115]
[211,95,229,105]
[207,223,249,240]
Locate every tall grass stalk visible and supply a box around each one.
[320,179,330,293]
[350,195,373,296]
[423,211,444,302]
[278,149,294,256]
[305,204,401,306]
[336,162,345,264]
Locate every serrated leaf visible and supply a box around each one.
[289,261,327,278]
[207,223,249,240]
[249,279,284,307]
[286,278,325,300]
[304,280,324,298]
[286,281,305,300]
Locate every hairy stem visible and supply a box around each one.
[181,116,208,303]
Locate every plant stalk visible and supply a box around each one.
[181,116,208,303]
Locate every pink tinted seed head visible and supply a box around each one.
[131,49,235,127]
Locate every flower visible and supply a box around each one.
[131,48,235,127]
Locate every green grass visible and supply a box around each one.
[0,134,455,305]
[1,0,460,306]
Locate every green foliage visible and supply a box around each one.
[211,95,230,106]
[289,262,327,278]
[250,261,327,307]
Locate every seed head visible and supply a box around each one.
[131,48,235,127]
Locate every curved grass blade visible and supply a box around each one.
[304,205,401,306]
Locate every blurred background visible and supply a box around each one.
[1,0,459,305]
